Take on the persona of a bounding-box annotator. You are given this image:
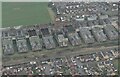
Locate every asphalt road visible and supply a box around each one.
[3,45,118,66]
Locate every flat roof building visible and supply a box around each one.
[41,28,56,49]
[27,29,37,37]
[79,27,95,44]
[29,36,42,51]
[43,36,56,49]
[15,29,26,39]
[104,25,118,40]
[68,33,82,46]
[64,25,82,46]
[41,28,50,36]
[16,38,28,53]
[55,31,68,47]
[2,38,14,55]
[2,29,12,39]
[92,27,107,42]
[64,25,75,33]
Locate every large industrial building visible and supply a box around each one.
[79,28,95,44]
[92,27,107,42]
[29,36,42,51]
[16,38,28,53]
[2,38,14,55]
[64,25,82,46]
[41,28,56,49]
[104,25,118,40]
[55,30,69,47]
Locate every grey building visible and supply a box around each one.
[68,32,82,46]
[29,36,42,51]
[92,27,107,42]
[2,28,21,39]
[79,28,95,44]
[2,29,13,39]
[41,28,56,49]
[42,36,56,49]
[104,25,118,40]
[27,29,37,37]
[64,25,82,46]
[55,31,68,47]
[2,38,14,55]
[15,28,27,39]
[16,38,28,53]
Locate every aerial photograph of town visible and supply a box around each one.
[1,0,120,76]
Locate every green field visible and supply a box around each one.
[113,58,120,74]
[2,2,52,27]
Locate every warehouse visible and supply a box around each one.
[55,30,68,47]
[79,27,95,44]
[16,38,28,53]
[8,28,16,37]
[64,25,82,46]
[42,36,56,49]
[41,28,51,36]
[2,29,12,39]
[68,33,82,46]
[27,29,37,37]
[29,36,42,51]
[2,38,14,55]
[92,27,107,42]
[41,28,56,49]
[104,25,118,40]
[15,28,26,39]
